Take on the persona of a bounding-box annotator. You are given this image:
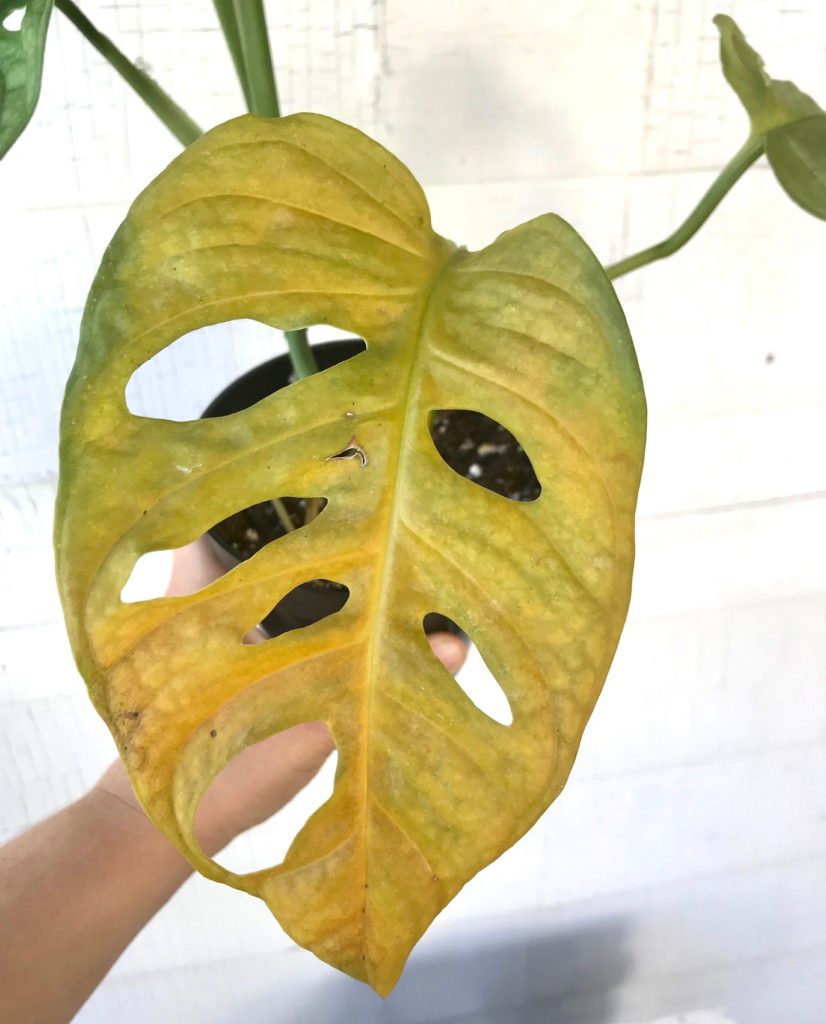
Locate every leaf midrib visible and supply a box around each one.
[357,242,462,964]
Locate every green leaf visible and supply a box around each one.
[714,13,826,218]
[55,113,646,993]
[764,113,826,219]
[0,0,54,158]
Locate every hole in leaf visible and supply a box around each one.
[212,497,328,561]
[2,8,24,32]
[425,613,512,726]
[196,723,338,874]
[248,579,350,641]
[126,319,288,420]
[120,496,327,603]
[120,550,173,603]
[125,321,365,421]
[428,410,540,502]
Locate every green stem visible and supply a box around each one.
[231,0,281,117]
[55,0,202,147]
[271,499,296,533]
[229,1,317,380]
[285,329,319,377]
[606,135,764,280]
[211,0,254,109]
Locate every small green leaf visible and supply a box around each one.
[765,113,826,219]
[714,13,826,219]
[0,0,54,157]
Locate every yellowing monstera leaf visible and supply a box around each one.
[715,14,826,219]
[0,0,54,157]
[56,112,646,994]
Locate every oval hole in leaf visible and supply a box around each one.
[195,723,338,874]
[425,614,513,726]
[120,496,328,603]
[428,409,541,502]
[125,321,365,421]
[249,578,350,641]
[2,8,25,31]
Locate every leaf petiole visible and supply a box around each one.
[211,0,254,109]
[606,134,765,280]
[54,0,201,146]
[285,328,319,378]
[224,0,318,383]
[230,0,281,118]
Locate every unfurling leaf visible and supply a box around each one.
[0,0,54,158]
[715,13,826,218]
[56,113,646,994]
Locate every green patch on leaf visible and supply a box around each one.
[715,13,826,218]
[0,0,54,157]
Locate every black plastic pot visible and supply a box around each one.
[201,339,461,639]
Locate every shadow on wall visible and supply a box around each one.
[247,913,632,1024]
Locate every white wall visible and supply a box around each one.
[1,2,825,1022]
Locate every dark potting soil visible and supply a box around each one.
[214,497,327,561]
[429,409,541,504]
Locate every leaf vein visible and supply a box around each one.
[369,792,437,879]
[157,193,425,258]
[275,830,358,880]
[447,313,603,379]
[455,265,607,333]
[381,688,509,795]
[186,137,430,254]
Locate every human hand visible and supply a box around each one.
[94,537,468,855]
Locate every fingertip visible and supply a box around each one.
[428,632,469,674]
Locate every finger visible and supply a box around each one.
[428,631,469,674]
[166,535,229,597]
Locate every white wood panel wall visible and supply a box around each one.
[1,2,825,1021]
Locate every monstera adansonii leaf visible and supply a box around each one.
[55,112,646,994]
[715,14,826,219]
[0,0,54,157]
